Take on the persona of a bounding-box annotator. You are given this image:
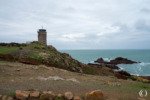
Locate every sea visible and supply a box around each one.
[61,50,150,76]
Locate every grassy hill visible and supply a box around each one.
[0,42,85,73]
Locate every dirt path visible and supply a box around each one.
[0,61,150,100]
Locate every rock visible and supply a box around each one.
[94,58,106,63]
[94,57,137,65]
[73,96,82,100]
[15,90,30,100]
[88,63,120,70]
[16,69,20,71]
[1,95,13,100]
[105,64,120,70]
[40,91,55,100]
[114,72,127,80]
[64,92,74,100]
[85,90,104,100]
[110,57,137,65]
[2,95,7,100]
[7,96,14,100]
[114,70,131,80]
[117,70,131,76]
[55,94,65,100]
[29,91,40,98]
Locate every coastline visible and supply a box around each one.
[61,50,150,76]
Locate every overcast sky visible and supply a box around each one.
[0,0,150,49]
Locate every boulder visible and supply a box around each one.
[64,92,74,100]
[85,90,104,100]
[55,94,65,100]
[40,91,55,100]
[15,90,30,100]
[73,96,82,100]
[29,91,40,99]
[1,95,14,100]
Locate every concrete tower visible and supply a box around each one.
[38,29,47,45]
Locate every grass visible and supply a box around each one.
[0,46,18,54]
[129,82,150,90]
[28,51,43,62]
[7,91,16,97]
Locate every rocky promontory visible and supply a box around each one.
[95,57,137,65]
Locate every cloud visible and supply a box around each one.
[0,0,150,49]
[135,19,150,32]
[140,8,150,13]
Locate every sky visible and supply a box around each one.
[0,0,150,49]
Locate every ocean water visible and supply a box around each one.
[61,50,150,76]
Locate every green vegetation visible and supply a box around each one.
[0,46,19,54]
[129,82,150,90]
[7,91,16,97]
[82,66,97,75]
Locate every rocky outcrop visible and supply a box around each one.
[94,57,137,70]
[93,57,139,80]
[95,57,137,65]
[109,57,137,65]
[94,58,107,64]
[114,70,131,80]
[88,63,119,70]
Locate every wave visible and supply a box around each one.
[118,62,150,76]
[103,57,112,62]
[139,62,150,66]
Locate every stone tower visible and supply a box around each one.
[38,29,47,45]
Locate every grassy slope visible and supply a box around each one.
[0,43,83,72]
[0,46,19,54]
